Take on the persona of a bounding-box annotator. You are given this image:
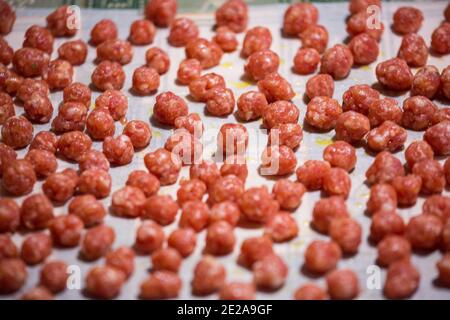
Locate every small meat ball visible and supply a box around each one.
[176,59,202,85]
[185,38,223,69]
[0,198,20,233]
[2,159,36,196]
[142,195,178,226]
[296,160,331,190]
[129,19,156,45]
[63,82,91,107]
[49,214,84,247]
[168,228,197,257]
[423,195,450,222]
[370,211,405,243]
[348,33,379,65]
[81,225,116,261]
[45,5,78,37]
[377,235,411,267]
[424,120,450,156]
[95,89,128,121]
[21,194,54,230]
[189,160,221,188]
[77,169,112,199]
[397,33,428,68]
[294,284,328,300]
[368,97,402,127]
[366,120,407,152]
[2,115,34,149]
[21,233,52,265]
[238,236,274,268]
[349,0,381,14]
[17,78,49,103]
[51,102,87,133]
[329,218,362,254]
[335,111,370,144]
[174,113,204,137]
[411,66,441,99]
[204,221,236,256]
[260,145,297,176]
[306,74,334,100]
[78,149,110,172]
[176,178,206,206]
[242,26,272,58]
[253,254,288,291]
[245,49,280,81]
[139,271,181,300]
[105,247,135,278]
[179,200,210,232]
[91,61,125,91]
[68,195,106,227]
[431,23,450,55]
[237,91,267,121]
[135,221,165,254]
[58,40,88,66]
[86,108,115,140]
[437,254,450,287]
[111,186,146,218]
[272,179,305,211]
[257,73,295,103]
[205,87,235,116]
[102,135,134,166]
[151,248,182,272]
[90,19,118,46]
[375,58,413,91]
[320,44,354,80]
[25,149,57,178]
[0,0,16,35]
[366,183,398,214]
[384,260,420,299]
[126,170,160,197]
[13,48,49,78]
[219,282,255,300]
[264,212,299,243]
[43,59,74,90]
[168,17,198,47]
[220,155,248,182]
[188,73,225,102]
[153,91,188,125]
[208,174,244,204]
[144,148,182,185]
[283,2,319,36]
[268,123,303,150]
[300,24,328,53]
[40,261,68,293]
[293,48,320,75]
[23,92,53,124]
[323,141,356,172]
[391,175,422,207]
[305,96,342,131]
[366,151,405,184]
[209,201,241,227]
[0,92,14,125]
[346,11,384,41]
[213,26,238,52]
[312,196,349,234]
[145,47,170,75]
[132,66,160,95]
[57,130,92,161]
[215,0,248,33]
[145,0,177,27]
[406,214,443,251]
[304,240,342,274]
[0,259,27,294]
[392,6,424,34]
[263,100,299,129]
[412,159,446,194]
[85,266,125,299]
[192,256,226,296]
[326,269,359,300]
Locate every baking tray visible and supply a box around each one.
[2,1,450,299]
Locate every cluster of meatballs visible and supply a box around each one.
[0,0,450,300]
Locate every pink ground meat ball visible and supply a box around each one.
[306,74,334,100]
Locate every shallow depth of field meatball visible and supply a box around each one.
[238,236,274,268]
[142,195,178,226]
[176,178,206,206]
[145,47,170,75]
[375,58,413,91]
[366,120,407,152]
[0,0,16,35]
[43,59,73,90]
[144,148,182,185]
[236,91,267,121]
[367,97,402,127]
[264,212,299,243]
[346,10,384,41]
[391,175,422,207]
[111,186,146,218]
[51,102,87,133]
[258,73,295,103]
[241,26,272,58]
[69,195,106,227]
[58,40,88,66]
[90,19,118,46]
[204,221,236,256]
[46,5,78,37]
[392,6,424,35]
[91,61,126,91]
[168,17,199,47]
[135,221,165,254]
[81,224,115,261]
[0,198,20,233]
[145,0,177,27]
[153,91,188,125]
[323,141,356,172]
[370,211,405,243]
[102,135,134,166]
[49,214,84,247]
[179,200,210,232]
[139,271,182,300]
[300,24,328,53]
[215,0,248,33]
[366,151,405,184]
[294,284,328,300]
[176,59,202,85]
[0,92,14,125]
[272,179,305,211]
[185,38,223,69]
[293,48,320,75]
[260,145,297,176]
[213,26,239,53]
[13,48,50,78]
[151,247,182,272]
[366,183,397,214]
[263,100,299,129]
[437,254,450,287]
[189,160,221,188]
[349,33,379,66]
[245,49,280,81]
[77,169,112,199]
[132,66,160,95]
[253,254,288,291]
[25,149,57,178]
[304,240,342,274]
[377,235,411,267]
[78,149,110,172]
[312,196,349,234]
[168,228,197,257]
[2,115,34,149]
[329,218,362,254]
[96,39,133,65]
[406,214,443,251]
[192,256,226,295]
[2,159,36,196]
[219,282,256,300]
[384,260,420,299]
[105,247,135,278]
[23,25,54,54]
[342,84,380,115]
[431,22,450,55]
[424,120,450,156]
[0,259,27,294]
[189,73,225,102]
[0,36,13,66]
[320,44,354,80]
[412,159,446,194]
[296,160,331,190]
[129,19,156,45]
[85,265,125,299]
[21,233,52,265]
[63,82,91,107]
[205,87,235,117]
[174,113,204,137]
[305,74,334,99]
[95,89,128,121]
[86,108,115,140]
[326,269,359,300]
[411,66,441,99]
[57,130,92,161]
[238,186,279,224]
[127,170,160,198]
[397,33,428,68]
[283,2,319,36]
[40,261,68,293]
[423,195,450,222]
[334,111,370,144]
[305,96,342,131]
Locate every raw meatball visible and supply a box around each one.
[366,183,398,214]
[370,211,405,243]
[294,284,328,300]
[283,2,319,36]
[145,0,177,27]
[392,6,424,34]
[1,115,34,149]
[129,19,156,45]
[300,24,328,53]
[312,196,349,234]
[245,49,280,81]
[145,47,170,75]
[305,74,334,99]
[151,248,182,272]
[78,150,110,172]
[135,221,164,254]
[0,198,20,233]
[431,22,450,55]
[213,26,239,52]
[42,59,73,90]
[335,111,370,144]
[23,25,54,54]
[95,89,128,121]
[85,266,125,299]
[63,82,91,107]
[323,141,356,172]
[323,167,352,199]
[2,159,36,196]
[168,228,197,257]
[81,224,115,260]
[179,200,210,232]
[293,48,320,75]
[329,216,362,254]
[49,214,84,247]
[96,39,133,65]
[168,17,198,47]
[91,61,125,91]
[406,214,443,251]
[320,44,354,80]
[304,240,342,273]
[111,186,146,218]
[264,212,299,243]
[366,151,405,184]
[132,66,160,95]
[348,33,379,65]
[189,73,225,102]
[90,19,118,46]
[253,254,288,291]
[46,5,78,37]
[272,179,305,210]
[153,91,188,125]
[0,259,27,294]
[346,10,384,41]
[21,233,52,265]
[242,26,272,58]
[144,148,182,185]
[423,195,450,222]
[326,269,359,300]
[86,109,115,140]
[105,247,135,278]
[51,102,87,133]
[102,135,134,166]
[305,96,342,131]
[215,0,248,33]
[0,0,16,35]
[239,186,279,224]
[57,131,92,161]
[368,97,402,127]
[204,221,235,255]
[296,160,331,190]
[411,66,441,99]
[260,145,297,176]
[185,38,223,69]
[377,235,411,267]
[176,59,202,85]
[127,170,160,197]
[397,33,428,67]
[412,159,446,194]
[192,256,226,295]
[263,100,299,129]
[25,149,57,178]
[69,195,106,227]
[384,260,420,299]
[205,87,235,116]
[139,271,181,300]
[174,113,204,137]
[210,201,241,227]
[424,120,450,155]
[58,40,88,66]
[366,120,407,152]
[40,261,68,293]
[142,195,178,225]
[238,236,273,268]
[0,92,14,124]
[375,58,413,91]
